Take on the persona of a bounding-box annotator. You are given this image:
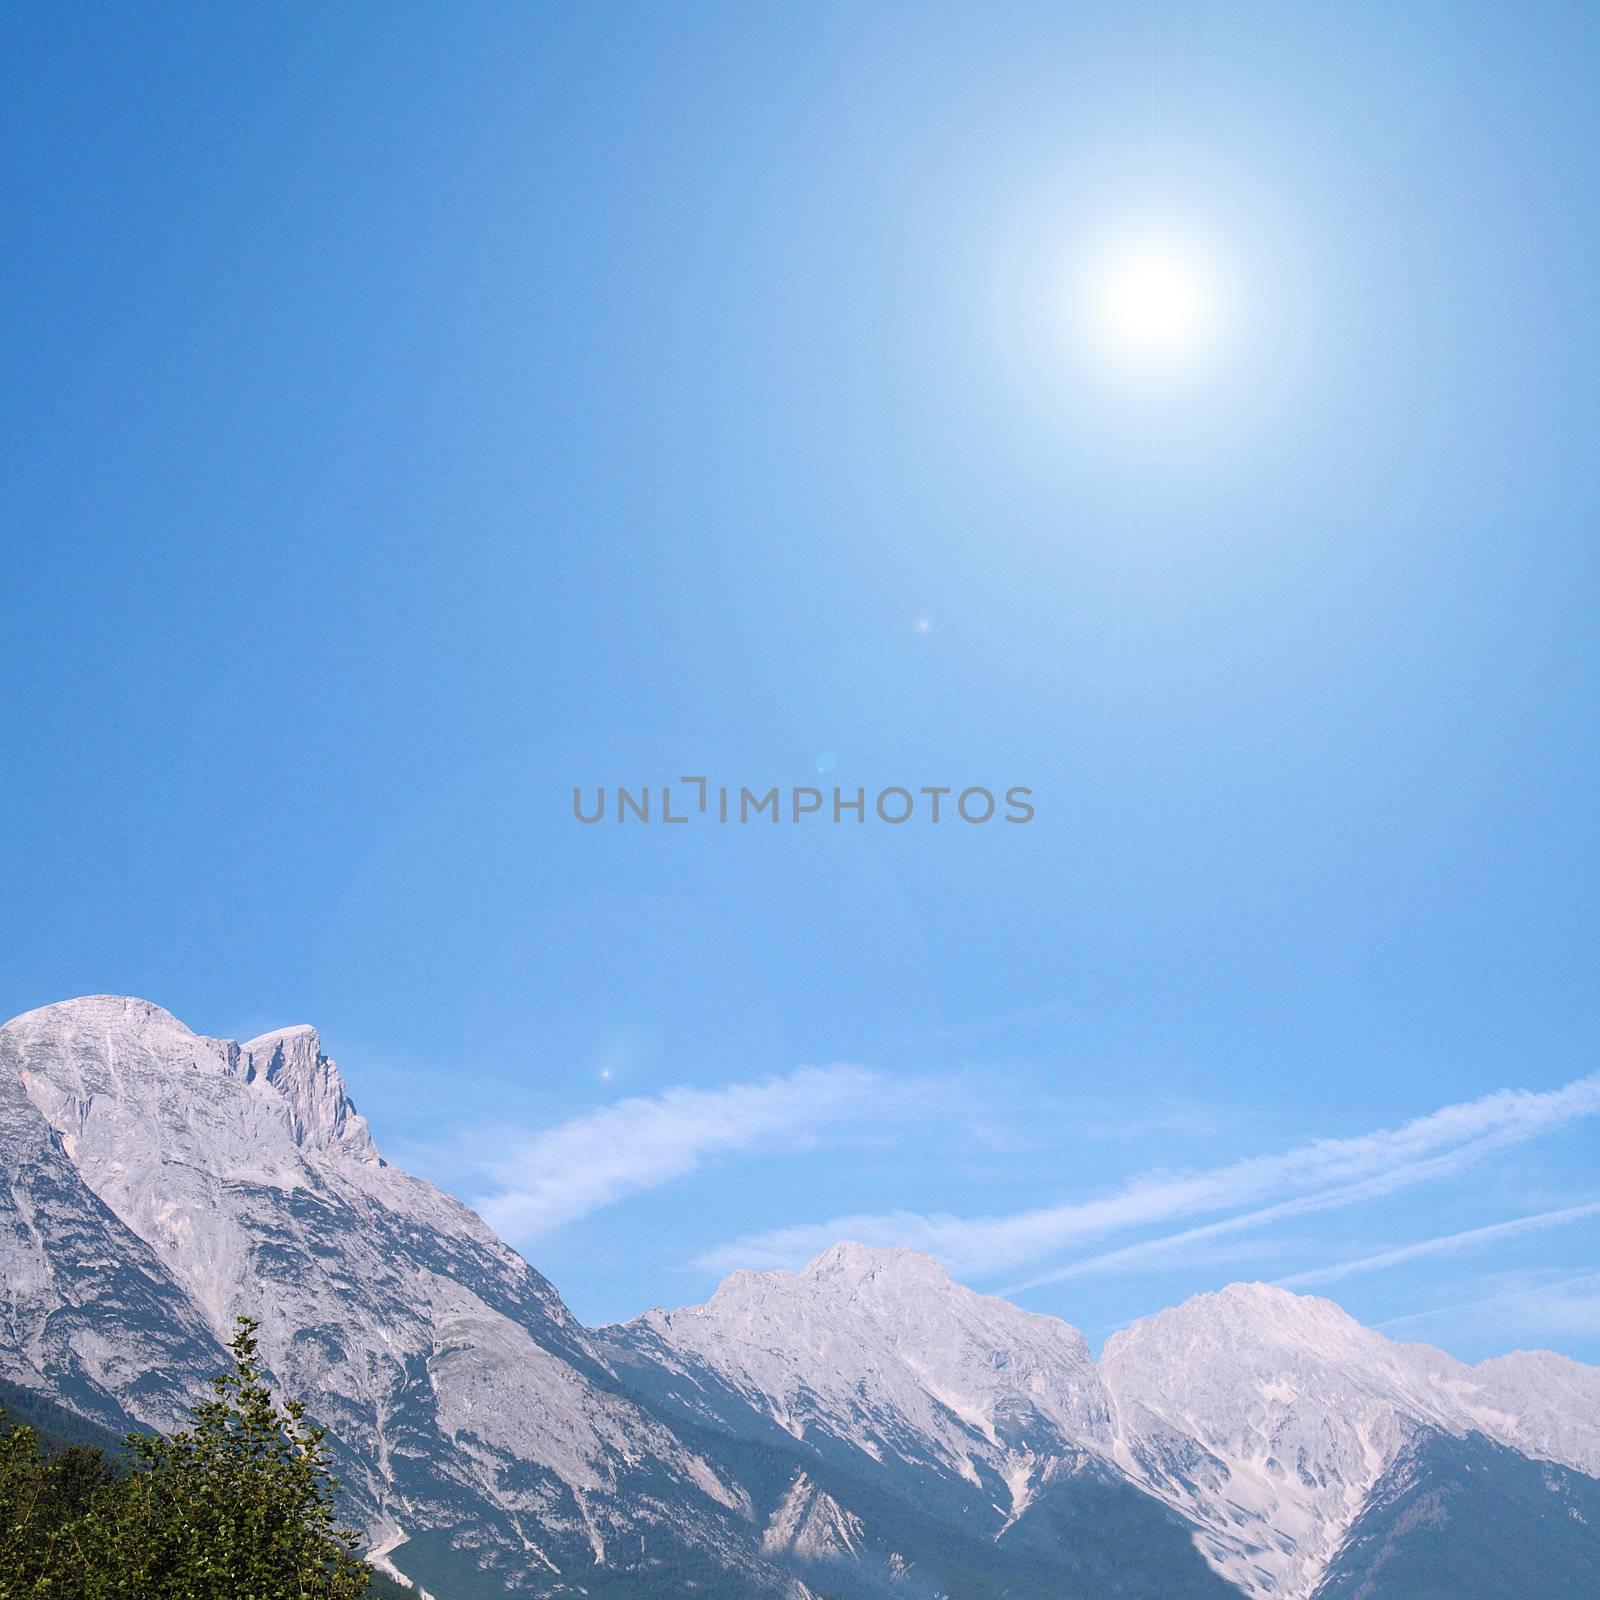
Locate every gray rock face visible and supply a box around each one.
[0,997,769,1599]
[596,1244,1242,1598]
[610,1243,1111,1492]
[1097,1281,1600,1598]
[3,995,1597,1600]
[602,1235,1600,1599]
[0,1002,225,1434]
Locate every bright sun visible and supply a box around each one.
[1080,233,1222,374]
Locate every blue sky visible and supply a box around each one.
[3,2,1597,1360]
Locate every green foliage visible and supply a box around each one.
[0,1424,110,1588]
[0,1318,379,1600]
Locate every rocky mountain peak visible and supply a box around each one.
[1101,1279,1391,1379]
[4,995,226,1078]
[801,1241,954,1285]
[0,998,380,1168]
[20,994,181,1031]
[241,1022,377,1162]
[0,994,764,1598]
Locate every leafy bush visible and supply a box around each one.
[0,1318,377,1600]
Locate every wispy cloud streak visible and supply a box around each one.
[697,1073,1600,1282]
[1375,1269,1600,1340]
[1274,1199,1600,1290]
[475,1065,886,1243]
[1001,1144,1511,1291]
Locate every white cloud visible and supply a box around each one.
[1274,1199,1600,1290]
[473,1065,886,1243]
[1001,1145,1501,1289]
[697,1073,1600,1283]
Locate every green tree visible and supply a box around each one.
[0,1318,377,1600]
[0,1418,118,1594]
[0,1421,55,1587]
[82,1317,372,1599]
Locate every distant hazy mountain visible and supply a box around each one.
[600,1243,1600,1599]
[2,997,1596,1599]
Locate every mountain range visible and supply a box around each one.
[2,996,1596,1599]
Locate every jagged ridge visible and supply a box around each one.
[3,997,1597,1600]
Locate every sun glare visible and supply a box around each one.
[1080,233,1222,375]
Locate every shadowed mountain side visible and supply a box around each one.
[1310,1429,1600,1600]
